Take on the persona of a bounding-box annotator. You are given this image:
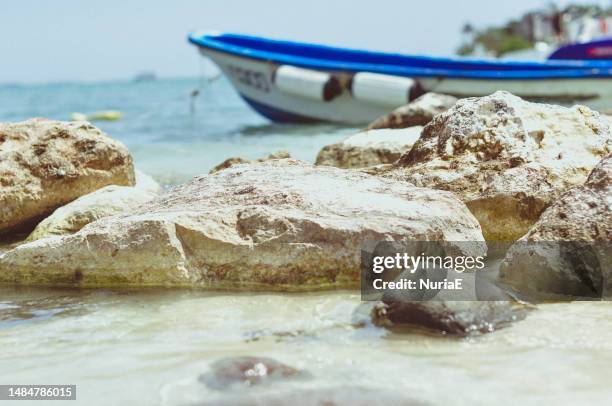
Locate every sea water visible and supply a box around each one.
[1,79,612,405]
[0,77,356,185]
[1,287,612,405]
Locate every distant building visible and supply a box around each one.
[460,5,612,58]
[568,15,612,42]
[518,11,556,43]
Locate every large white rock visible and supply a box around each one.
[315,127,422,169]
[499,153,612,298]
[0,160,485,288]
[0,119,135,234]
[380,91,612,241]
[26,171,162,241]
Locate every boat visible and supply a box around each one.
[132,71,157,82]
[188,32,612,124]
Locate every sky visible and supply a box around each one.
[1,0,607,83]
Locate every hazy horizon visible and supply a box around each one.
[1,0,606,84]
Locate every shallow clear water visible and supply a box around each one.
[1,287,612,405]
[0,77,356,186]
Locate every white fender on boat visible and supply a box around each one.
[273,65,342,102]
[351,72,419,107]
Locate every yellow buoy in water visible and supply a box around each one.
[70,112,87,121]
[70,111,123,121]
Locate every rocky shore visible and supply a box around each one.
[1,92,611,337]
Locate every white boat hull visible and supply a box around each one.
[201,48,612,124]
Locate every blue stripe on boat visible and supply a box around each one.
[240,95,322,123]
[188,32,612,80]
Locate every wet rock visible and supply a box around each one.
[0,119,135,234]
[0,294,90,326]
[366,92,457,130]
[0,160,485,288]
[380,91,612,240]
[499,153,612,298]
[371,300,530,336]
[210,150,290,174]
[26,171,162,241]
[368,268,531,336]
[199,387,425,406]
[315,127,422,169]
[199,356,310,390]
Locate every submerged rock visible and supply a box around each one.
[0,119,134,234]
[199,356,310,390]
[0,160,484,288]
[371,300,530,336]
[499,153,612,298]
[380,91,612,240]
[366,93,457,130]
[210,150,290,174]
[199,387,425,406]
[26,171,162,241]
[315,127,422,169]
[366,266,531,336]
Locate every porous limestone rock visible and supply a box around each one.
[0,119,134,234]
[366,92,457,130]
[26,171,162,241]
[210,150,290,174]
[499,153,612,298]
[380,91,612,241]
[0,160,485,288]
[315,127,422,169]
